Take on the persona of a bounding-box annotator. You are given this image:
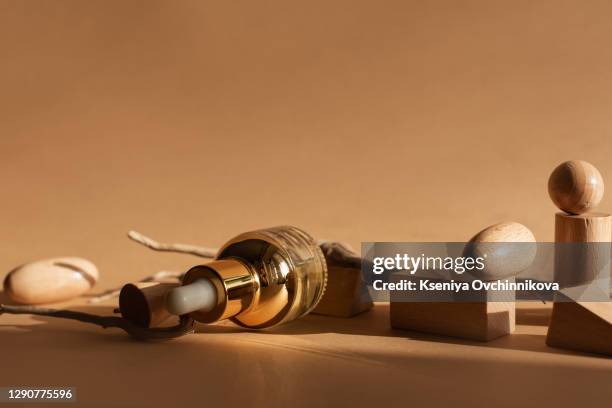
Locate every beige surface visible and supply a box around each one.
[1,1,612,407]
[1,301,611,408]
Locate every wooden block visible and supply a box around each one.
[389,272,515,341]
[546,301,612,356]
[548,208,612,355]
[313,242,373,318]
[391,300,514,341]
[312,266,373,318]
[555,212,611,242]
[389,220,531,341]
[554,212,611,288]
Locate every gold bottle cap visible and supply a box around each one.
[179,258,258,323]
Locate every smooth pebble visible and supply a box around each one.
[4,257,98,304]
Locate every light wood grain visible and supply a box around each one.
[390,301,515,341]
[547,212,612,356]
[312,266,373,317]
[554,213,611,288]
[463,221,536,280]
[554,212,612,243]
[389,272,515,341]
[548,160,604,215]
[546,301,612,356]
[390,221,530,341]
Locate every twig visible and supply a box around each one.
[87,270,183,304]
[0,304,194,341]
[127,231,365,268]
[86,229,217,304]
[128,231,364,269]
[127,230,217,258]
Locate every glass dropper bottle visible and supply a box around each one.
[166,226,328,329]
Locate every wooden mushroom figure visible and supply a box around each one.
[545,160,612,356]
[391,222,535,341]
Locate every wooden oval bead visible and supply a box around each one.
[548,160,604,215]
[3,257,98,304]
[463,222,536,280]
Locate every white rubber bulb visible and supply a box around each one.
[166,278,217,315]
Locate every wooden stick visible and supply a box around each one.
[0,304,194,341]
[127,230,217,258]
[87,228,214,304]
[88,231,367,305]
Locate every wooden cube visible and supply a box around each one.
[391,301,515,341]
[389,272,515,341]
[313,266,373,318]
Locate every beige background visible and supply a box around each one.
[1,1,611,407]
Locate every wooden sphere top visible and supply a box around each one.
[548,160,604,215]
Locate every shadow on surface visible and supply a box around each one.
[195,303,594,358]
[516,304,552,326]
[0,296,603,360]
